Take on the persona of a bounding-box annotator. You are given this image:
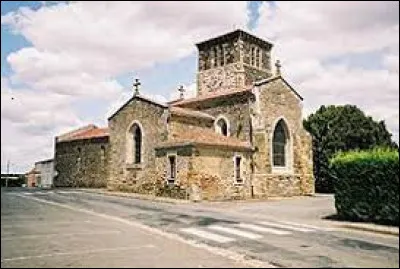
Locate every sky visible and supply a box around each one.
[1,1,399,173]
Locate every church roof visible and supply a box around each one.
[169,107,215,121]
[56,124,109,142]
[169,87,253,107]
[156,128,253,151]
[108,94,168,121]
[254,76,303,100]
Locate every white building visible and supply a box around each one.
[35,159,55,188]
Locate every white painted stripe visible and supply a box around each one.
[258,221,314,232]
[1,230,121,241]
[238,223,291,235]
[1,245,155,262]
[56,191,82,194]
[277,220,327,231]
[22,192,33,195]
[181,228,235,243]
[208,225,263,239]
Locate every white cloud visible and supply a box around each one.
[1,2,250,172]
[256,1,399,142]
[2,1,248,78]
[1,76,83,172]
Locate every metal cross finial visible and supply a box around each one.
[275,59,282,76]
[133,78,141,95]
[178,85,185,99]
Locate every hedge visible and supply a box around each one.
[330,148,399,226]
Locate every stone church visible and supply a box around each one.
[54,29,314,200]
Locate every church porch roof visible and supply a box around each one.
[156,128,253,151]
[169,107,215,121]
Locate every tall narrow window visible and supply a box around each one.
[168,155,176,184]
[272,119,288,167]
[134,126,142,164]
[100,145,106,164]
[77,147,82,171]
[234,156,243,184]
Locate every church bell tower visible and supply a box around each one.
[196,29,274,96]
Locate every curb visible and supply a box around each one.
[78,189,192,205]
[338,224,399,236]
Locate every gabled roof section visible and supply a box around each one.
[254,75,303,101]
[108,94,168,121]
[169,107,215,121]
[56,124,109,142]
[169,87,253,107]
[196,29,273,50]
[156,128,253,151]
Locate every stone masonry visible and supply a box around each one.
[55,29,314,200]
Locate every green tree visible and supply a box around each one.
[303,105,398,193]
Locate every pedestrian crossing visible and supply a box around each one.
[180,220,325,243]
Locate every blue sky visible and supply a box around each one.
[1,1,398,173]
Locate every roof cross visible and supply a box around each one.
[275,60,281,76]
[178,85,185,99]
[133,78,141,95]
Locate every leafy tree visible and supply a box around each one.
[303,105,397,193]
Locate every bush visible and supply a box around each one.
[330,148,399,226]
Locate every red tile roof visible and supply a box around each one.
[169,107,215,121]
[169,87,253,107]
[157,128,252,151]
[57,125,109,142]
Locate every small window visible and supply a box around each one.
[234,156,243,184]
[77,148,82,171]
[168,155,176,184]
[100,145,106,163]
[215,117,229,136]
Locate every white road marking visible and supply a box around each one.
[181,228,235,243]
[1,230,121,241]
[258,221,314,232]
[55,191,83,194]
[12,194,275,268]
[238,223,292,235]
[208,225,263,239]
[277,220,328,231]
[1,220,92,228]
[1,245,155,262]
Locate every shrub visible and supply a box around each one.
[330,148,399,226]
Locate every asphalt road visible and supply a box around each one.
[1,188,399,268]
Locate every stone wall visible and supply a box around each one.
[169,115,213,139]
[108,97,168,191]
[155,146,252,201]
[251,77,314,196]
[244,65,270,85]
[179,93,254,142]
[54,137,109,188]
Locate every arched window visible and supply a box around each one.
[215,116,229,136]
[133,125,142,164]
[272,119,289,167]
[127,122,143,165]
